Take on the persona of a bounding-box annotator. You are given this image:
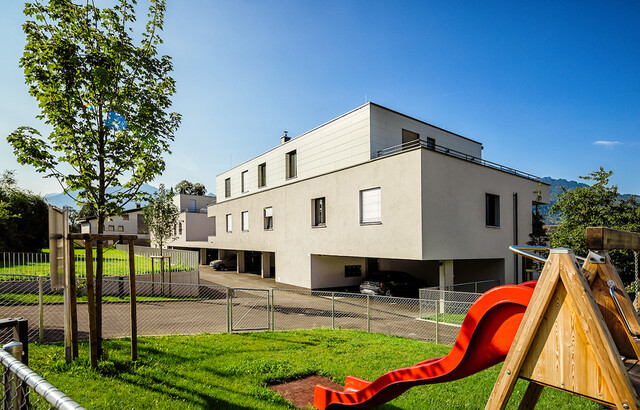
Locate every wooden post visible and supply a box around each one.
[128,240,138,361]
[68,239,78,359]
[62,209,73,363]
[96,239,103,358]
[84,241,98,369]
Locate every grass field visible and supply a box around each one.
[0,247,190,278]
[28,329,602,409]
[423,312,467,325]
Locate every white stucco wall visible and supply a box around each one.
[173,194,216,213]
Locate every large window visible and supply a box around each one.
[264,207,273,230]
[402,129,419,149]
[426,137,436,150]
[178,222,183,235]
[225,178,231,198]
[286,150,297,179]
[486,193,500,227]
[241,211,249,231]
[312,197,326,227]
[360,188,381,224]
[226,214,233,232]
[190,199,196,212]
[241,170,248,193]
[258,163,267,188]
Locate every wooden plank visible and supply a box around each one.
[68,239,78,359]
[558,252,640,409]
[517,382,544,410]
[485,253,562,410]
[586,227,640,251]
[84,241,98,369]
[128,240,138,361]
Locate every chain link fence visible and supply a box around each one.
[0,273,482,346]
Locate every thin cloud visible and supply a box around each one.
[593,140,622,147]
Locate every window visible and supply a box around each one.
[225,178,231,198]
[258,163,266,188]
[122,214,129,221]
[211,216,216,237]
[312,197,326,227]
[264,207,273,230]
[178,222,183,235]
[345,265,362,278]
[226,214,233,232]
[426,137,436,150]
[360,188,381,224]
[486,194,500,227]
[402,129,419,149]
[241,170,248,193]
[173,224,177,235]
[107,225,114,231]
[190,199,196,212]
[241,211,249,231]
[117,225,124,232]
[285,150,297,179]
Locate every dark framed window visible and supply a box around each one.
[241,211,249,231]
[312,197,326,227]
[486,193,500,227]
[426,137,436,150]
[402,129,419,149]
[360,187,381,224]
[258,163,267,188]
[225,178,231,198]
[122,214,129,221]
[345,265,362,278]
[264,207,273,230]
[286,150,297,179]
[241,170,248,193]
[117,226,124,232]
[226,214,232,232]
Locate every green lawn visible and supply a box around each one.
[423,312,467,325]
[28,329,602,409]
[1,247,191,278]
[0,293,180,304]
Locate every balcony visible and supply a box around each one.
[376,139,541,182]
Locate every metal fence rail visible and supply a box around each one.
[0,348,84,409]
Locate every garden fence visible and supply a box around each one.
[0,273,479,346]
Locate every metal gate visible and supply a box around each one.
[230,288,270,331]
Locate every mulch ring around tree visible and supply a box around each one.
[269,375,343,409]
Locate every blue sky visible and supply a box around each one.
[0,1,638,196]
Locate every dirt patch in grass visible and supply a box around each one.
[270,375,343,409]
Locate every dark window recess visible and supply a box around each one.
[345,265,362,278]
[258,163,267,188]
[286,150,297,179]
[486,193,500,227]
[402,129,420,149]
[426,137,436,150]
[312,197,326,227]
[225,178,231,198]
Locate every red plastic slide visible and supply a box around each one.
[313,282,536,409]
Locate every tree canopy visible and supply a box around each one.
[7,0,180,232]
[0,170,48,252]
[550,167,640,281]
[142,184,179,253]
[174,180,206,196]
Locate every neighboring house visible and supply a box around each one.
[78,205,150,246]
[207,102,550,290]
[165,194,217,262]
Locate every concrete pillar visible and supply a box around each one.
[237,250,245,273]
[439,260,454,289]
[199,248,206,265]
[261,252,271,278]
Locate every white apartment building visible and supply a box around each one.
[207,103,550,290]
[165,193,217,262]
[79,205,150,246]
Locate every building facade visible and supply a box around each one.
[165,193,217,263]
[207,103,549,289]
[79,206,150,246]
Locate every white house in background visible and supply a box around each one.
[78,205,150,246]
[165,193,217,262]
[206,102,550,290]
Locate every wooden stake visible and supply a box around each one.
[96,240,103,358]
[84,241,98,369]
[128,240,138,361]
[68,239,78,359]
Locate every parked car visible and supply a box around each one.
[209,254,237,271]
[359,271,425,297]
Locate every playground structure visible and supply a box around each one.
[314,227,640,409]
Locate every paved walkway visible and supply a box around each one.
[198,266,308,290]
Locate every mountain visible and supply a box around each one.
[539,177,638,224]
[44,184,158,210]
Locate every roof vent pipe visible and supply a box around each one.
[280,131,290,144]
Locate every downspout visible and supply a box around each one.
[513,192,518,284]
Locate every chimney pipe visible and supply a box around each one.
[280,131,290,144]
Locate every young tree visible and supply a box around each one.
[174,180,206,196]
[142,184,179,258]
[7,0,180,355]
[550,168,640,281]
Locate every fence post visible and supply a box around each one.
[270,289,275,331]
[38,276,44,344]
[475,281,478,293]
[367,295,370,332]
[331,293,335,330]
[435,299,439,344]
[226,288,231,333]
